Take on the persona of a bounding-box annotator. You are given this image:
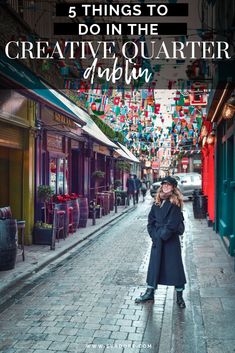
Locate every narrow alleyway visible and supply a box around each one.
[0,196,235,353]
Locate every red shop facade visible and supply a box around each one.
[200,121,215,224]
[35,106,85,218]
[89,143,114,200]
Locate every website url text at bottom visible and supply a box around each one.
[86,343,152,349]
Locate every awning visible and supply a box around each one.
[114,146,133,161]
[117,143,140,163]
[0,50,85,126]
[48,89,117,148]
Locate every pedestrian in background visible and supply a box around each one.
[126,174,136,205]
[134,175,141,203]
[135,176,186,308]
[140,179,147,201]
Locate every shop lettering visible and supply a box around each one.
[54,114,77,129]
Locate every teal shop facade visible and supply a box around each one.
[207,85,235,257]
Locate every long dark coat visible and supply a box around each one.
[146,200,186,289]
[126,178,136,194]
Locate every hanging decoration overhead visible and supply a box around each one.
[66,80,208,174]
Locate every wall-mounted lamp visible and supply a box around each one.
[207,131,216,145]
[29,120,43,138]
[222,95,235,120]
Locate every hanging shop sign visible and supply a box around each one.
[93,143,110,156]
[54,113,78,129]
[152,161,159,169]
[71,140,80,149]
[189,84,208,106]
[193,159,201,166]
[181,157,189,165]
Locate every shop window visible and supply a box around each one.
[0,90,27,118]
[50,158,57,193]
[64,159,68,193]
[58,158,64,194]
[49,157,68,194]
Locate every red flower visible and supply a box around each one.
[53,193,80,203]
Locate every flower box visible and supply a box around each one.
[33,226,53,245]
[89,207,102,219]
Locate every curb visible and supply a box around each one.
[0,206,135,298]
[158,286,174,353]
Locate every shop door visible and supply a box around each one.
[217,125,229,236]
[71,150,84,195]
[0,146,23,219]
[227,135,234,229]
[0,147,9,206]
[71,150,79,194]
[218,131,235,256]
[90,154,96,199]
[227,135,235,255]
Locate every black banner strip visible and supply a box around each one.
[56,3,188,17]
[54,23,187,36]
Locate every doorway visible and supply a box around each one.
[0,146,23,219]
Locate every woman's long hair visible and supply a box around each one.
[155,185,184,209]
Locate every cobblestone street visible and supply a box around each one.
[0,196,235,353]
[1,3,235,353]
[0,197,167,353]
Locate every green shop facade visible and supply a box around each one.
[207,84,235,257]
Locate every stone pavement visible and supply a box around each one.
[0,196,165,353]
[0,204,134,299]
[159,201,235,353]
[0,196,235,353]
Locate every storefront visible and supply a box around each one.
[47,89,118,201]
[89,144,113,199]
[0,51,85,243]
[0,89,35,244]
[200,121,215,225]
[34,106,86,219]
[114,143,140,189]
[216,107,235,256]
[207,85,235,256]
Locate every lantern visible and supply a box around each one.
[222,95,235,120]
[207,131,216,145]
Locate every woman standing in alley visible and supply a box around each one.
[135,176,186,308]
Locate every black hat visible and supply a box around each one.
[161,176,178,187]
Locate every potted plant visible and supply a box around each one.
[33,185,54,246]
[114,179,122,189]
[33,221,53,246]
[37,185,54,224]
[92,170,105,179]
[95,204,102,218]
[116,160,131,172]
[89,201,102,219]
[115,190,128,206]
[92,171,106,194]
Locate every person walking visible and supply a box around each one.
[135,176,186,308]
[134,175,141,203]
[140,179,147,201]
[126,174,136,205]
